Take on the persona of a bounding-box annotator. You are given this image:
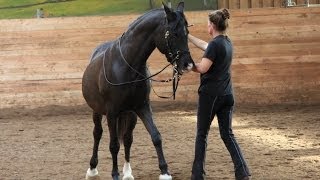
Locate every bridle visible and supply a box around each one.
[102,16,187,99]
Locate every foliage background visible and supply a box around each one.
[0,0,218,19]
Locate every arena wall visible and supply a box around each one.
[0,7,319,109]
[218,0,320,9]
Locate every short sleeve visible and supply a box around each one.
[203,41,216,62]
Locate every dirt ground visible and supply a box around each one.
[0,102,319,180]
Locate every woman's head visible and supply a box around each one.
[207,9,230,36]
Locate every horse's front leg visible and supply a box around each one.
[86,112,103,180]
[107,114,120,180]
[136,103,172,180]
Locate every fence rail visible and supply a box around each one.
[218,0,320,9]
[0,7,319,108]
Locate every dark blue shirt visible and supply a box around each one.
[199,35,233,96]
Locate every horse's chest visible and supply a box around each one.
[127,84,148,99]
[107,83,149,103]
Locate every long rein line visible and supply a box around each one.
[118,36,177,83]
[116,32,181,99]
[149,67,180,99]
[102,50,174,86]
[102,37,179,86]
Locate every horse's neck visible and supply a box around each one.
[121,32,155,62]
[120,12,164,67]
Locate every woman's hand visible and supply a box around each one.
[192,58,213,74]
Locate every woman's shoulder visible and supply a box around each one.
[215,35,233,46]
[209,35,225,46]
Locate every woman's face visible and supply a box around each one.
[207,20,214,36]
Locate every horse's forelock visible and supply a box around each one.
[167,11,188,34]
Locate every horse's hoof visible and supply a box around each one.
[159,174,172,180]
[86,168,99,180]
[122,162,134,180]
[123,174,134,180]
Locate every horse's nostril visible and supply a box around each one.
[183,62,193,71]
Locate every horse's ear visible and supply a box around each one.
[176,2,184,13]
[163,2,176,22]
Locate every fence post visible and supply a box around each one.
[263,0,274,7]
[229,0,240,9]
[251,0,263,8]
[218,0,229,8]
[240,0,250,8]
[273,0,283,7]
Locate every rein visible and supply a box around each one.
[117,33,179,84]
[150,67,180,100]
[102,34,181,99]
[102,39,180,99]
[102,14,186,99]
[102,45,178,85]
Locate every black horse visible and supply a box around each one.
[82,2,194,180]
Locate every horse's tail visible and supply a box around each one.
[117,111,137,144]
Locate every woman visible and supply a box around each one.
[188,9,251,180]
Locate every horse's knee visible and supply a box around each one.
[124,134,133,147]
[93,112,102,121]
[151,132,162,146]
[93,126,103,139]
[109,140,120,154]
[93,113,103,138]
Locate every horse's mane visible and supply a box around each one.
[89,9,166,63]
[127,8,165,31]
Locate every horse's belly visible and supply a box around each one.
[82,62,108,114]
[83,74,150,114]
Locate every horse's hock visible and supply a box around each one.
[0,7,319,109]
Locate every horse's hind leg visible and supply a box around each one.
[122,112,137,180]
[86,112,103,179]
[107,114,121,180]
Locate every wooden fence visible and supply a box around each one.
[218,0,320,9]
[0,7,319,109]
[188,7,320,105]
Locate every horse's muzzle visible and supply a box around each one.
[178,54,194,75]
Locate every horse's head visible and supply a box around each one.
[157,2,194,75]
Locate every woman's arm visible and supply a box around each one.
[188,34,208,51]
[192,58,213,74]
[188,34,213,74]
